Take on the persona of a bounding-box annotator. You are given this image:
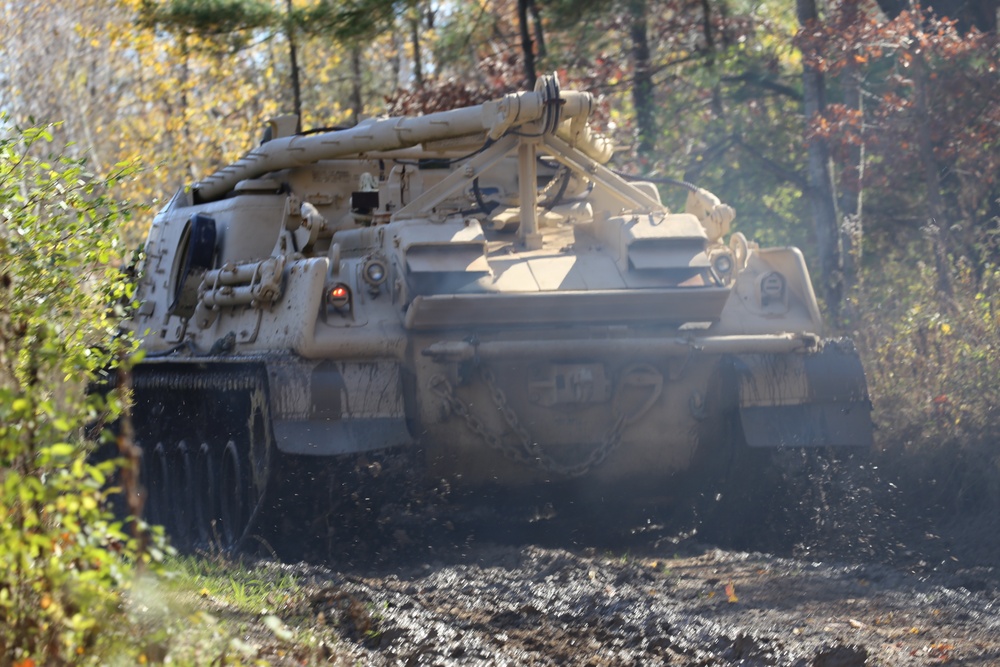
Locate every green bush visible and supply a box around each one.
[854,246,1000,556]
[0,121,162,665]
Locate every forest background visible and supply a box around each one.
[2,0,1000,662]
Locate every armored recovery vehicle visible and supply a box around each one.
[129,75,872,550]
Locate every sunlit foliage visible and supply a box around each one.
[0,120,165,664]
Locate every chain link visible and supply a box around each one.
[428,374,536,469]
[429,363,659,478]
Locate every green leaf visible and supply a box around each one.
[262,615,294,642]
[44,443,76,458]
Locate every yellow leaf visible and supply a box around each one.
[725,581,738,603]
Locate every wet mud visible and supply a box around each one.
[260,533,999,666]
[207,448,1000,666]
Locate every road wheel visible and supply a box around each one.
[219,439,247,549]
[148,442,172,534]
[172,440,195,550]
[194,442,218,547]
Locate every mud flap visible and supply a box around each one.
[265,358,412,456]
[737,341,872,448]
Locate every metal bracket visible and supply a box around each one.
[541,135,666,213]
[391,134,519,221]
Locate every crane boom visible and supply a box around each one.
[193,76,607,203]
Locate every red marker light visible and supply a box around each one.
[327,284,350,308]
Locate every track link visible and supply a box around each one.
[133,363,272,553]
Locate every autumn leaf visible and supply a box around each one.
[725,581,738,603]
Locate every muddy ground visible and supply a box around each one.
[226,461,1000,667]
[291,540,1000,666]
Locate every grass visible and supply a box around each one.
[171,557,303,615]
[114,555,362,666]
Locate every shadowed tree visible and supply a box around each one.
[628,0,655,156]
[797,0,844,317]
[518,0,538,88]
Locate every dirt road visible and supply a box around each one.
[195,453,1000,666]
[251,530,998,667]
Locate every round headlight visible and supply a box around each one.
[363,259,387,285]
[713,253,734,275]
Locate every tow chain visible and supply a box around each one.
[428,363,661,478]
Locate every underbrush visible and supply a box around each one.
[0,123,165,665]
[852,253,1000,565]
[151,555,371,665]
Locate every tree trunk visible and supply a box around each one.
[839,0,863,302]
[912,49,954,299]
[180,33,196,181]
[797,0,843,321]
[390,29,402,87]
[349,45,363,126]
[517,0,537,89]
[700,0,724,118]
[285,0,302,133]
[529,0,546,60]
[410,5,424,89]
[629,0,655,156]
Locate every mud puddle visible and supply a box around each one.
[214,450,1000,665]
[245,528,997,667]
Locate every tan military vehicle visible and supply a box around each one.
[129,75,871,549]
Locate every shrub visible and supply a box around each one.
[853,246,1000,559]
[0,121,160,664]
